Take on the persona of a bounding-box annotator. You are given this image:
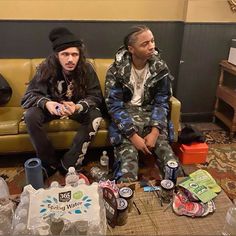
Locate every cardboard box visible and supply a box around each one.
[173,142,208,165]
[228,39,236,66]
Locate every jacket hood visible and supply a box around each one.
[114,46,130,66]
[114,46,160,66]
[113,46,171,81]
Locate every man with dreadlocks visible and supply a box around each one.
[21,27,103,178]
[105,25,182,182]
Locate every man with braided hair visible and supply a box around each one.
[105,25,182,182]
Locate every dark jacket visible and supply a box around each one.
[21,62,103,114]
[105,46,174,146]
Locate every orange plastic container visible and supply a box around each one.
[174,142,208,164]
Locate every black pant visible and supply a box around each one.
[24,106,102,170]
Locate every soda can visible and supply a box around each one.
[164,159,178,184]
[116,198,128,226]
[160,179,174,203]
[119,187,134,212]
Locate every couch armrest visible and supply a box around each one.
[169,96,181,142]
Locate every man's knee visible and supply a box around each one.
[24,107,45,127]
[114,145,139,182]
[87,108,102,132]
[89,107,102,120]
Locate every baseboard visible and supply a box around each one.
[181,112,213,123]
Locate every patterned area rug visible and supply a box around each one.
[197,144,236,200]
[203,130,236,144]
[182,144,236,201]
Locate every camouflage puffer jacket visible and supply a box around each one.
[105,46,174,146]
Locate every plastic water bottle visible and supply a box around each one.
[0,177,9,200]
[75,220,88,235]
[13,222,30,235]
[0,177,13,235]
[12,208,28,235]
[100,150,109,175]
[0,214,12,235]
[90,166,107,182]
[222,206,236,235]
[20,196,29,209]
[17,208,28,223]
[65,167,79,187]
[50,217,64,235]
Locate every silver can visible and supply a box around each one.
[164,159,178,184]
[119,187,134,212]
[160,179,174,203]
[116,198,128,226]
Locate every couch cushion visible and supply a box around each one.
[31,58,45,78]
[0,59,31,107]
[0,107,24,135]
[93,59,113,95]
[19,116,108,134]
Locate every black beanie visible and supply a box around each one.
[49,27,82,52]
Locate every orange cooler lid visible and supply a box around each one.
[181,142,208,152]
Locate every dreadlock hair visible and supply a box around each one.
[36,43,87,100]
[123,25,151,49]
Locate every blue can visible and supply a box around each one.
[164,159,178,184]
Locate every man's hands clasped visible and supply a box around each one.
[129,127,160,156]
[45,101,81,117]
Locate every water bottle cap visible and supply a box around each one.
[0,177,9,199]
[68,167,75,173]
[50,181,59,188]
[91,166,100,172]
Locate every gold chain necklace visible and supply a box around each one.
[63,72,74,99]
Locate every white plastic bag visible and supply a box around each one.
[0,177,14,235]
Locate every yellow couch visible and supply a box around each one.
[0,58,181,154]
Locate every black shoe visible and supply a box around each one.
[41,161,57,180]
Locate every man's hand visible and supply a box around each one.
[45,101,78,117]
[61,101,76,115]
[129,133,152,155]
[144,127,160,151]
[62,101,82,115]
[45,101,63,115]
